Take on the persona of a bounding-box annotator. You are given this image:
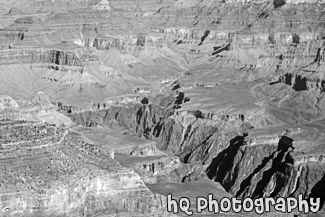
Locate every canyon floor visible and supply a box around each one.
[0,0,325,216]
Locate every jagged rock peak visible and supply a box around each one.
[31,91,52,106]
[92,0,111,11]
[0,95,19,110]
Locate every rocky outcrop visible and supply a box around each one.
[279,70,325,92]
[116,154,182,184]
[206,135,325,212]
[85,35,149,50]
[0,169,168,217]
[0,95,19,110]
[68,97,174,135]
[92,0,111,11]
[0,120,170,217]
[0,49,84,66]
[2,0,325,216]
[68,94,325,215]
[31,91,52,106]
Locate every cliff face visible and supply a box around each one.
[0,170,168,217]
[207,137,325,211]
[69,99,173,135]
[0,0,324,103]
[0,48,99,66]
[2,0,325,216]
[0,115,171,217]
[69,93,325,215]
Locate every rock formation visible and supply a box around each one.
[0,120,169,217]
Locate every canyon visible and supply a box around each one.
[0,0,325,216]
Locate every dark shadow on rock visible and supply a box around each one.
[309,174,325,211]
[183,152,192,164]
[212,43,230,55]
[274,0,286,9]
[236,150,277,197]
[172,84,180,90]
[175,92,185,105]
[258,11,269,18]
[141,97,149,104]
[199,30,210,46]
[206,136,244,191]
[251,136,294,198]
[269,80,280,85]
[292,76,307,91]
[152,117,163,137]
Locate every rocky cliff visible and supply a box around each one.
[69,91,325,216]
[0,118,171,217]
[1,0,325,216]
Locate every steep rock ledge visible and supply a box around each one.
[206,135,325,213]
[68,97,325,215]
[0,49,87,66]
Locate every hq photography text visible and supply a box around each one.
[166,194,321,215]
